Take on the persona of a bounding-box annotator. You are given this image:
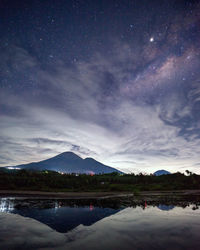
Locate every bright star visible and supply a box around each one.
[150,37,154,42]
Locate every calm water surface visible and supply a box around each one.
[0,197,200,250]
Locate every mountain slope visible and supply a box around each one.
[10,152,122,174]
[154,170,171,176]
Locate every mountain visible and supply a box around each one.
[8,152,123,174]
[153,170,171,176]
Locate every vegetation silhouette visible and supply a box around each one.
[0,169,199,192]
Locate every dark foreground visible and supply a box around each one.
[1,169,200,192]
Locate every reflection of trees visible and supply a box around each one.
[2,197,200,211]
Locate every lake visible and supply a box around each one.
[0,197,200,249]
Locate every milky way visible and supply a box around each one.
[0,0,200,173]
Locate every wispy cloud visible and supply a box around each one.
[1,33,200,173]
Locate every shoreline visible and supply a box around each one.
[0,190,200,209]
[0,190,134,199]
[0,189,200,199]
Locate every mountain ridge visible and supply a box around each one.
[6,151,123,174]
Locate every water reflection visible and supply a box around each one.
[0,198,200,249]
[0,198,14,212]
[157,204,175,211]
[0,203,200,250]
[0,197,121,233]
[66,206,200,250]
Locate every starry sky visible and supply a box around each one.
[1,0,200,174]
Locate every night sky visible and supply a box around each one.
[1,0,200,173]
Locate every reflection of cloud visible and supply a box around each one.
[0,213,67,249]
[1,206,200,249]
[66,206,200,250]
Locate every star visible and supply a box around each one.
[150,37,154,42]
[1,0,200,175]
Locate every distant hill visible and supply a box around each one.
[154,170,171,176]
[7,152,123,174]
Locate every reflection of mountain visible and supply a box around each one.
[0,198,122,233]
[157,204,175,211]
[11,205,122,233]
[1,205,200,250]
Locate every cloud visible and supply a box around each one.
[0,34,200,173]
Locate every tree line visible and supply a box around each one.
[0,169,199,192]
